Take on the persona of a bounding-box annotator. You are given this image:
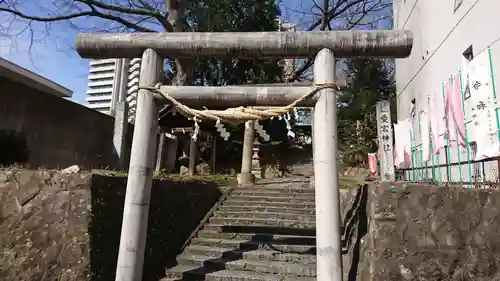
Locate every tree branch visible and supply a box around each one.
[307,0,365,31]
[76,0,163,18]
[0,7,93,22]
[0,3,157,32]
[286,0,389,82]
[76,0,172,31]
[167,0,194,86]
[137,0,156,11]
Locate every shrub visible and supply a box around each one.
[0,130,29,166]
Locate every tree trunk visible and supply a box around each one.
[166,0,195,86]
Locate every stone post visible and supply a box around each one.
[376,100,395,182]
[210,134,217,174]
[111,58,131,170]
[112,101,129,170]
[238,120,255,184]
[155,131,166,173]
[165,133,178,172]
[188,134,198,176]
[251,137,262,179]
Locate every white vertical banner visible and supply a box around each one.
[463,50,499,160]
[376,100,395,182]
[463,51,496,123]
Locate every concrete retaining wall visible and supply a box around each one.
[0,77,133,169]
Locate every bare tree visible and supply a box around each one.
[0,0,392,84]
[0,0,188,83]
[280,0,392,82]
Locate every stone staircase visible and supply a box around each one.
[163,178,321,281]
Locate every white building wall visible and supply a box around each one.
[394,0,500,183]
[395,0,500,118]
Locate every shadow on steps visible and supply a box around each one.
[88,175,222,281]
[344,184,369,281]
[219,225,317,237]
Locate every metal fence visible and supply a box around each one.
[396,47,500,188]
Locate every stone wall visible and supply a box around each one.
[0,77,133,169]
[0,169,223,281]
[357,182,500,281]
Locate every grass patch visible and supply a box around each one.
[155,173,237,186]
[92,169,237,186]
[340,176,363,189]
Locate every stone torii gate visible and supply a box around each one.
[76,30,412,281]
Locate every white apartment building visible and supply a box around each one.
[394,0,500,182]
[86,59,115,113]
[86,58,141,122]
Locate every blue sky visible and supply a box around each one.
[0,0,387,106]
[0,12,91,104]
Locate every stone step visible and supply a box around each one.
[169,258,317,279]
[213,211,315,222]
[209,217,315,228]
[218,205,315,215]
[206,270,315,281]
[178,248,317,267]
[176,253,230,269]
[202,224,317,236]
[226,259,316,277]
[241,249,316,264]
[235,184,312,192]
[182,245,318,265]
[256,178,310,184]
[190,238,316,253]
[164,264,208,280]
[196,230,316,245]
[254,181,311,187]
[226,195,315,204]
[222,200,315,209]
[231,189,315,198]
[183,245,242,259]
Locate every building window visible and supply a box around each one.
[410,98,416,118]
[463,45,474,61]
[454,0,463,12]
[462,45,473,100]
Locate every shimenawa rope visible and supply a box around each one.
[140,82,340,125]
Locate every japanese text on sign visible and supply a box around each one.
[379,113,391,151]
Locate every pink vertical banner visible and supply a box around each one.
[368,153,378,175]
[445,75,466,146]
